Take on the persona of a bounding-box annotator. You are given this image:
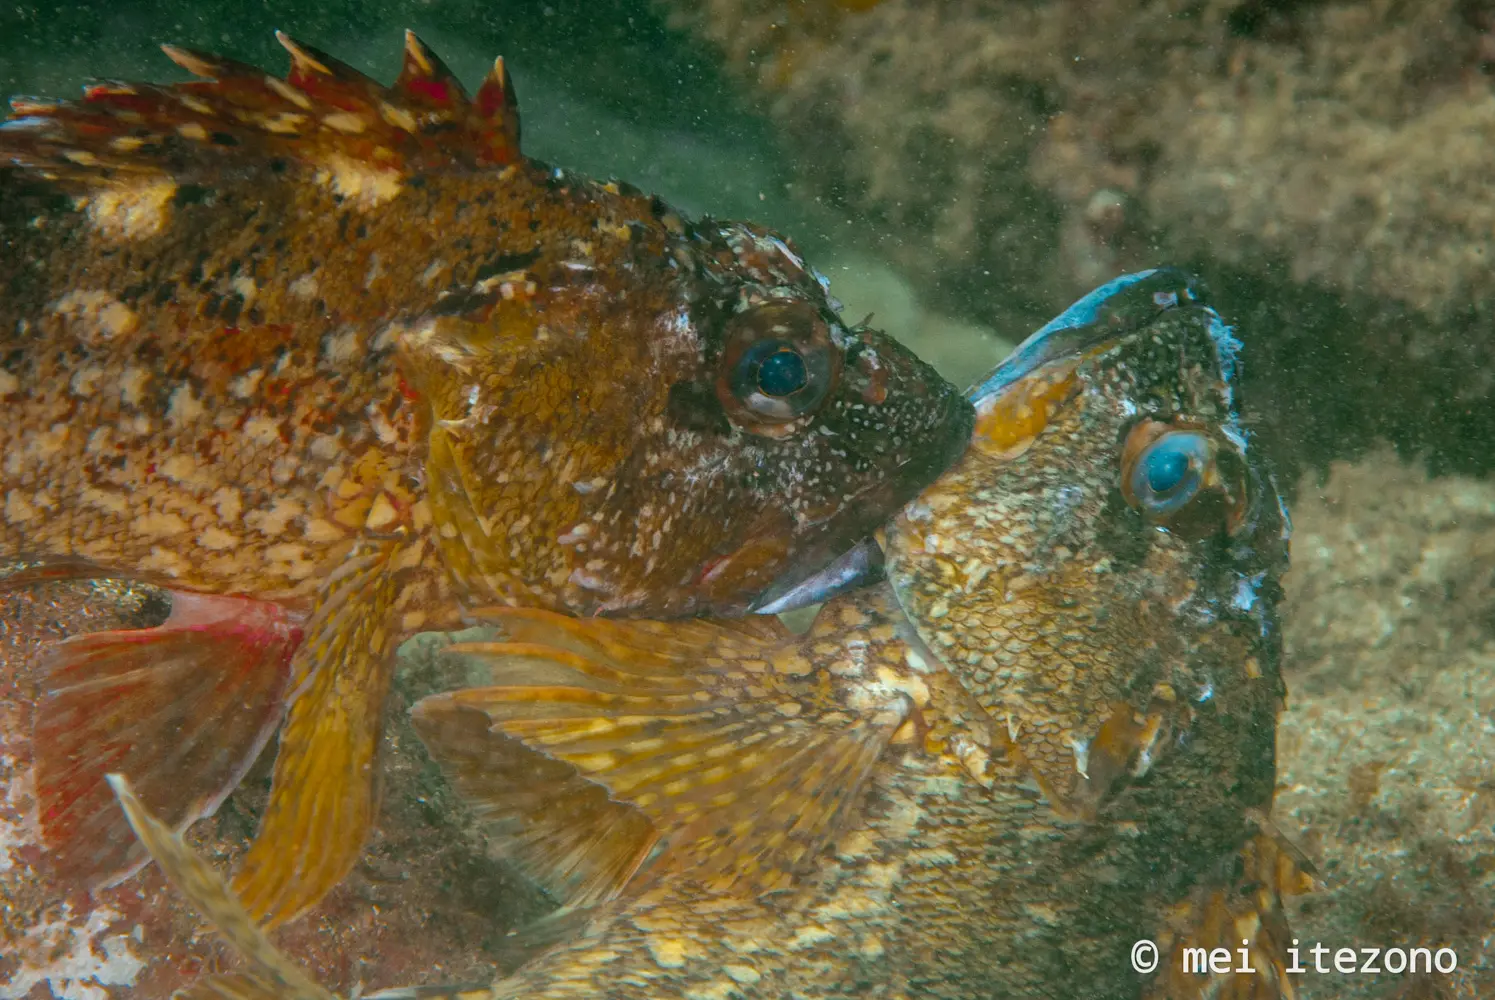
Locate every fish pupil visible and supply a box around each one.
[757,348,808,397]
[1145,447,1190,494]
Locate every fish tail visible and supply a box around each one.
[105,774,339,1000]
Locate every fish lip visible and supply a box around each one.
[762,269,1207,616]
[752,537,885,614]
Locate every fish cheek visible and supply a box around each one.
[665,379,731,436]
[1091,488,1153,573]
[689,511,797,607]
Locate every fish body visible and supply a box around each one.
[0,33,971,925]
[115,271,1303,998]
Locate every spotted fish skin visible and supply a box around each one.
[0,35,969,618]
[109,272,1303,999]
[0,32,971,929]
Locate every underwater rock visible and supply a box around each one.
[1274,451,1495,998]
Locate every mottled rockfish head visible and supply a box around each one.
[883,269,1290,817]
[407,206,973,618]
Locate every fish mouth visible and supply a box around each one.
[751,378,973,614]
[756,268,1211,615]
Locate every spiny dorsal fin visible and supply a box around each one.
[472,56,520,161]
[0,31,521,192]
[396,30,469,118]
[414,607,906,901]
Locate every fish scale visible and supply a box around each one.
[107,271,1306,999]
[0,30,972,931]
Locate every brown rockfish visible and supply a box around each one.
[111,270,1306,999]
[0,32,972,927]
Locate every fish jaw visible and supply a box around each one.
[885,269,1290,818]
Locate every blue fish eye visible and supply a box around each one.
[757,348,808,397]
[1128,431,1209,517]
[1145,447,1190,494]
[719,302,838,429]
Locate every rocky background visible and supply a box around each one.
[3,1,1493,997]
[665,0,1495,485]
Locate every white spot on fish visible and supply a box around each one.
[197,526,238,551]
[229,369,265,399]
[1232,572,1265,612]
[230,275,258,305]
[243,416,283,446]
[365,494,398,530]
[321,111,367,135]
[82,176,177,241]
[211,486,244,524]
[288,273,320,299]
[1070,735,1090,779]
[321,329,361,366]
[788,924,836,950]
[50,290,138,342]
[646,937,689,968]
[135,511,190,539]
[166,384,205,428]
[315,153,401,206]
[118,367,149,407]
[68,365,107,398]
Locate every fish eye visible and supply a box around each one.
[1127,431,1209,516]
[755,346,808,397]
[717,301,840,436]
[1119,420,1252,537]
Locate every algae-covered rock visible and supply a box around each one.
[1275,452,1495,997]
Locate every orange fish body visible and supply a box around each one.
[0,32,971,925]
[111,271,1305,998]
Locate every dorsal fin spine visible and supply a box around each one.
[0,31,521,182]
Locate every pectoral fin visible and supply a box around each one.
[415,606,908,898]
[232,543,409,927]
[410,695,660,907]
[33,589,299,884]
[1022,686,1193,822]
[1147,830,1315,1000]
[175,974,320,1000]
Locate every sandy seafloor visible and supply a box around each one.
[2,2,1493,997]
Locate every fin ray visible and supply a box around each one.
[33,590,298,885]
[0,31,521,189]
[107,775,336,1000]
[419,613,906,900]
[231,543,407,927]
[410,699,659,907]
